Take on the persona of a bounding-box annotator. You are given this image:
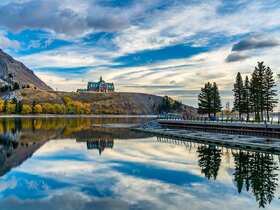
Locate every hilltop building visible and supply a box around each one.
[77,76,115,93]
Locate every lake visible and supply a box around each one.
[0,117,279,210]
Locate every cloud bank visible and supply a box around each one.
[0,0,279,107]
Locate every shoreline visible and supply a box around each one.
[0,114,158,118]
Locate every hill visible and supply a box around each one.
[0,49,52,91]
[0,49,196,115]
[18,88,197,115]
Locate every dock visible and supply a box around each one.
[134,127,280,154]
[157,120,280,138]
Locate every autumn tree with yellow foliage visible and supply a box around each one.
[21,104,32,114]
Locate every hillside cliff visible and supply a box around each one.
[0,49,52,91]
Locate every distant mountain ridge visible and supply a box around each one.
[0,49,52,91]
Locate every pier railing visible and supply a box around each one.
[158,114,280,125]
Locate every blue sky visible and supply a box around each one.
[0,0,279,107]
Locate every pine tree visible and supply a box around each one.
[3,100,7,113]
[198,82,222,118]
[250,70,260,121]
[255,62,266,121]
[263,67,277,121]
[198,82,213,118]
[249,62,267,122]
[32,101,36,114]
[15,100,23,114]
[212,82,222,116]
[242,76,250,121]
[233,72,244,120]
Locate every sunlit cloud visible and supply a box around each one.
[0,0,279,107]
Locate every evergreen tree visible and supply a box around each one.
[198,82,213,118]
[32,101,36,114]
[252,62,266,121]
[15,100,23,114]
[250,69,260,121]
[3,100,7,113]
[242,76,250,121]
[263,67,277,121]
[212,82,222,116]
[233,72,244,120]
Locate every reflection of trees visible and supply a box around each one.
[156,136,280,208]
[0,117,152,137]
[197,145,222,180]
[0,137,19,162]
[233,151,279,208]
[233,151,251,193]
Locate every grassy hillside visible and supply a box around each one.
[19,89,166,114]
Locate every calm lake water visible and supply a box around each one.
[0,117,280,210]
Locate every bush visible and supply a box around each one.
[53,104,66,114]
[21,104,32,114]
[6,101,16,114]
[41,103,55,114]
[34,104,43,114]
[0,99,4,112]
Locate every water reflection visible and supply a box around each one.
[233,151,279,208]
[157,136,280,208]
[0,118,280,209]
[197,145,222,180]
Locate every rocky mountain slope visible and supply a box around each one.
[0,49,52,91]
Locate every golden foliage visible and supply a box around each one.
[21,104,32,114]
[6,101,16,114]
[0,99,4,112]
[34,104,43,114]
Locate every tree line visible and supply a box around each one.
[233,62,277,122]
[158,96,182,113]
[0,96,91,114]
[198,61,278,122]
[198,82,222,118]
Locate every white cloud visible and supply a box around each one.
[1,0,280,107]
[0,32,20,49]
[113,0,280,54]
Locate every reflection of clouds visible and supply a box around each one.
[0,191,131,210]
[1,137,280,209]
[0,176,17,192]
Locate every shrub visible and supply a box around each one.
[53,104,66,114]
[0,99,4,112]
[21,104,32,114]
[34,104,43,114]
[41,103,55,114]
[6,101,16,114]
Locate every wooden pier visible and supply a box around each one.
[158,120,280,138]
[134,127,280,154]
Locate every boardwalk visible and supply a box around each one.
[134,127,280,154]
[158,120,280,138]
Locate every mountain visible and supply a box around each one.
[0,49,52,91]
